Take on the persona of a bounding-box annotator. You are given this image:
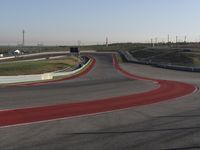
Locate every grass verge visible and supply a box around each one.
[0,56,80,76]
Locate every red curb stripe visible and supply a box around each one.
[0,55,196,127]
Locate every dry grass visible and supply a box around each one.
[0,56,79,75]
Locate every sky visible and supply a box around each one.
[0,0,200,45]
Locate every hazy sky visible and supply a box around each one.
[0,0,200,45]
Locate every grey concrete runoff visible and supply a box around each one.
[0,53,200,150]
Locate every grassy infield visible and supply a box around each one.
[0,56,79,76]
[130,49,200,66]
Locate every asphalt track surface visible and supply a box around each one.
[0,53,199,150]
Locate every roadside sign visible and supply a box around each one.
[70,47,80,56]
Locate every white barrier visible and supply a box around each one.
[53,59,91,77]
[0,75,42,84]
[0,59,91,84]
[0,56,15,60]
[41,73,53,80]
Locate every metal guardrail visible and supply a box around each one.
[118,50,139,62]
[154,63,200,72]
[118,50,200,73]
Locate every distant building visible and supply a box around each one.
[14,49,21,55]
[8,49,25,56]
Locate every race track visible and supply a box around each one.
[0,53,199,150]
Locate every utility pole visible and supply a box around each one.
[175,36,179,48]
[151,38,154,47]
[106,37,108,47]
[167,34,170,43]
[77,40,81,47]
[199,35,200,43]
[22,29,25,46]
[176,36,178,43]
[184,36,187,43]
[155,37,158,46]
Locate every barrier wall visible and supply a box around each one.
[118,50,200,73]
[0,56,91,84]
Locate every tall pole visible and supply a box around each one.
[77,40,81,47]
[106,37,108,47]
[151,38,154,47]
[176,36,178,43]
[22,30,25,46]
[155,37,157,43]
[184,36,187,43]
[175,36,178,48]
[168,34,170,43]
[155,37,157,47]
